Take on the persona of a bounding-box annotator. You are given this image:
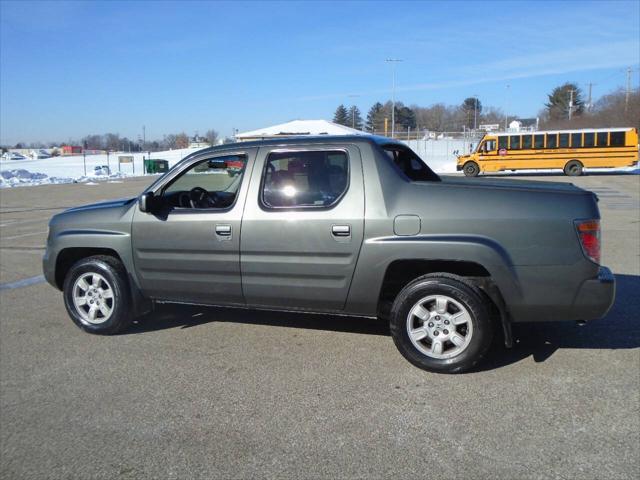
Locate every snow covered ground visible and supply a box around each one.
[0,147,201,188]
[1,143,637,188]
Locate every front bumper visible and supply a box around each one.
[572,266,616,321]
[42,247,58,289]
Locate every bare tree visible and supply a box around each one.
[205,129,219,145]
[175,133,189,149]
[103,133,121,152]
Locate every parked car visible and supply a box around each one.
[43,136,615,373]
[2,152,28,161]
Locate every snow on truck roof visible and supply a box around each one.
[235,119,367,139]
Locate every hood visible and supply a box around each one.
[61,197,136,215]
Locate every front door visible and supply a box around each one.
[240,145,365,312]
[131,149,256,305]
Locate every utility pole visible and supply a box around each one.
[626,67,632,113]
[347,94,360,129]
[142,125,146,149]
[587,83,593,112]
[386,59,402,138]
[568,89,575,120]
[504,84,510,130]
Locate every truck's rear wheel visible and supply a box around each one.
[389,274,493,373]
[63,255,132,335]
[463,161,480,177]
[564,160,583,176]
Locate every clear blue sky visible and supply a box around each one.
[1,0,638,144]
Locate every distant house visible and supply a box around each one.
[189,135,210,149]
[509,118,538,132]
[235,119,367,142]
[61,145,83,155]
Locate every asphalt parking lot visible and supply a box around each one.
[1,174,639,479]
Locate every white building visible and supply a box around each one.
[235,119,367,142]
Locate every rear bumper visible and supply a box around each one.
[571,266,616,321]
[508,265,616,323]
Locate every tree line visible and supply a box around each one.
[333,83,639,135]
[7,129,220,152]
[540,83,639,130]
[333,98,503,134]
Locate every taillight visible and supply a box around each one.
[575,219,601,264]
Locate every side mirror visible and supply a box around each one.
[138,192,154,213]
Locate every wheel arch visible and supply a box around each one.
[53,245,151,317]
[346,235,522,346]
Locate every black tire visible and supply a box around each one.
[63,255,132,335]
[389,273,493,373]
[463,161,480,177]
[564,160,583,176]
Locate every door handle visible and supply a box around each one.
[215,224,232,236]
[332,225,351,237]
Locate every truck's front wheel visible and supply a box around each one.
[389,274,493,373]
[63,255,132,335]
[463,161,480,177]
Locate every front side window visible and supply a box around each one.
[484,139,496,152]
[262,150,349,208]
[559,133,569,148]
[498,136,508,150]
[522,135,532,149]
[163,154,247,209]
[509,135,521,149]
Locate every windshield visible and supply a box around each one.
[382,145,440,182]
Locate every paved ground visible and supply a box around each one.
[1,174,639,479]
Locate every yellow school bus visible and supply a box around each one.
[457,127,639,176]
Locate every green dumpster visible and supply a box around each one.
[144,159,169,174]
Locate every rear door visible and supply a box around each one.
[240,144,365,311]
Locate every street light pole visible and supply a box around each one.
[386,59,402,138]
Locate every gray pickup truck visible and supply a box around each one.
[43,136,615,373]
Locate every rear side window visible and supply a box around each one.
[383,146,439,182]
[559,133,569,148]
[584,132,595,147]
[571,133,582,148]
[610,131,625,147]
[546,134,558,148]
[509,135,521,149]
[534,135,544,149]
[262,150,349,208]
[597,132,608,147]
[498,136,508,150]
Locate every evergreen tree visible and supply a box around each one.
[333,104,349,126]
[545,83,584,121]
[348,105,364,130]
[365,102,385,132]
[396,104,417,130]
[461,97,482,129]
